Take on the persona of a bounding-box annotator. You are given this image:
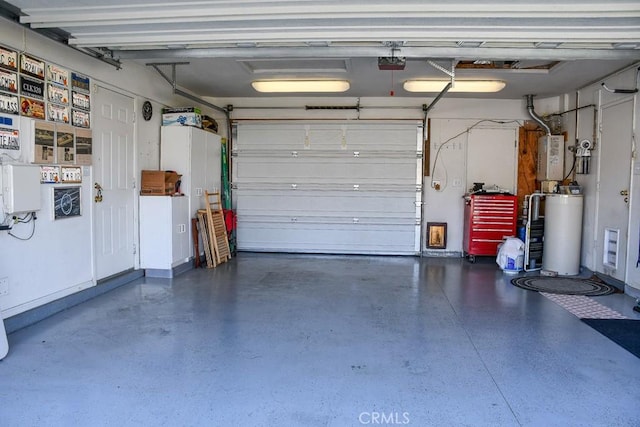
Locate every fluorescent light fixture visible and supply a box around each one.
[403,80,506,93]
[251,80,350,93]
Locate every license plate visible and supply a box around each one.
[0,93,19,114]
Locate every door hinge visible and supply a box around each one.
[133,243,137,255]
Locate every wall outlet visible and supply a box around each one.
[452,178,462,188]
[0,277,8,296]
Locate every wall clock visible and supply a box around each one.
[142,100,153,121]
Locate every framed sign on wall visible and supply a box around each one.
[53,186,81,219]
[427,222,447,249]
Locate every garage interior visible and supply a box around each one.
[1,1,640,425]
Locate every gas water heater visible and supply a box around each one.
[542,194,584,275]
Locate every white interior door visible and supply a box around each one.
[596,96,634,281]
[93,87,136,280]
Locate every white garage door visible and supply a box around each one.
[233,122,422,255]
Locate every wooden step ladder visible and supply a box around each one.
[197,191,231,267]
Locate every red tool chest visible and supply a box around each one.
[463,194,518,262]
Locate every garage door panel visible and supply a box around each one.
[235,159,417,181]
[342,128,420,151]
[236,191,417,217]
[237,223,416,255]
[237,127,307,149]
[238,124,418,152]
[234,122,421,255]
[239,215,416,226]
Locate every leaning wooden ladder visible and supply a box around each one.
[197,191,231,267]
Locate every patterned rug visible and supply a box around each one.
[510,276,617,296]
[541,293,627,319]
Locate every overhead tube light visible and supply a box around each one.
[251,80,350,93]
[403,80,506,93]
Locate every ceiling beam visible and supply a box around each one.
[20,2,640,27]
[115,46,640,62]
[68,27,640,49]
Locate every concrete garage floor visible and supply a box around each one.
[1,253,640,426]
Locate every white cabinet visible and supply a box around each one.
[139,196,189,275]
[161,126,221,219]
[161,126,221,258]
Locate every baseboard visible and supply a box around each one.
[143,260,193,278]
[422,250,463,258]
[593,272,627,292]
[4,269,144,334]
[624,284,640,301]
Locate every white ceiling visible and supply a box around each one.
[4,0,640,99]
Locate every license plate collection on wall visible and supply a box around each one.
[0,44,92,169]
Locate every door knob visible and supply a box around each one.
[620,190,629,196]
[94,182,103,203]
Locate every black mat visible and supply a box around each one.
[510,276,617,296]
[581,319,640,358]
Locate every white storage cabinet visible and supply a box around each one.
[139,196,189,275]
[160,126,221,258]
[161,126,221,219]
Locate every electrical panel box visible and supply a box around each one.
[1,164,41,214]
[537,135,565,181]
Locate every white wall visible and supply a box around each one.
[566,63,640,294]
[0,17,220,318]
[425,119,520,255]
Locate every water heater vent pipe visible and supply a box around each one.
[525,94,551,136]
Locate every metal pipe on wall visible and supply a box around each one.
[525,94,551,136]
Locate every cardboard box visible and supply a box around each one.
[140,170,182,195]
[162,107,202,128]
[202,115,218,133]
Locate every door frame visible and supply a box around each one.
[593,90,635,283]
[92,83,139,281]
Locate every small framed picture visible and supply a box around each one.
[53,186,81,219]
[427,222,447,249]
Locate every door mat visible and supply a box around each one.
[510,276,617,296]
[581,319,640,359]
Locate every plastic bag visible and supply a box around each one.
[496,237,525,273]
